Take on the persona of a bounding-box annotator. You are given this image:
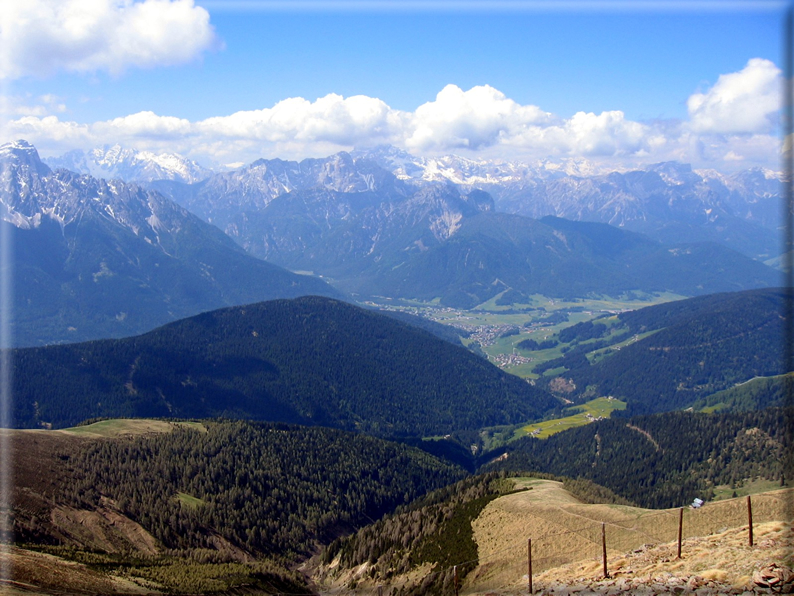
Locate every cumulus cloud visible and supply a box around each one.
[0,0,218,79]
[687,58,782,135]
[3,70,783,171]
[197,93,401,146]
[405,84,552,151]
[93,111,193,138]
[501,110,651,158]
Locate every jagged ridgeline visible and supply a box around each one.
[538,287,790,415]
[12,296,558,433]
[0,141,341,347]
[485,408,793,509]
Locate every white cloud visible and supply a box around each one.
[94,111,193,138]
[197,93,400,146]
[687,58,782,135]
[503,110,650,158]
[405,84,551,151]
[0,94,66,117]
[0,0,218,80]
[3,67,783,171]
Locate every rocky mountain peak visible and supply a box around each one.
[44,145,211,184]
[0,139,51,177]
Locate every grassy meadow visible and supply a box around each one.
[516,397,627,439]
[60,419,206,438]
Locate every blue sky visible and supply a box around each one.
[0,1,788,170]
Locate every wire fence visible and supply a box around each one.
[319,488,793,596]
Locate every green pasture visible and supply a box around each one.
[176,492,206,509]
[711,478,783,501]
[366,291,683,380]
[62,419,206,438]
[516,397,626,439]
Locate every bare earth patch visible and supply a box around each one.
[1,546,157,595]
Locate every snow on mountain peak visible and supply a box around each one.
[44,145,212,184]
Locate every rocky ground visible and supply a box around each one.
[528,521,793,596]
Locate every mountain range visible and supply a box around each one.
[357,145,783,260]
[47,143,782,260]
[142,150,778,307]
[1,140,339,347]
[7,139,784,344]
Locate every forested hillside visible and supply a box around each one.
[57,421,466,558]
[536,288,789,414]
[320,473,518,595]
[13,296,558,434]
[486,408,792,508]
[692,373,794,412]
[10,420,467,593]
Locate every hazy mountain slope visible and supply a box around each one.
[12,296,559,433]
[146,149,778,304]
[1,140,339,346]
[359,146,782,259]
[366,214,778,308]
[152,151,412,232]
[151,157,496,288]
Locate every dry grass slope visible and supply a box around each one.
[465,479,792,595]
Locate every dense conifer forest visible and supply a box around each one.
[58,421,466,559]
[691,372,793,412]
[12,296,558,434]
[485,408,792,508]
[538,288,789,414]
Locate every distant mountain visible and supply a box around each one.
[57,143,782,260]
[362,213,779,308]
[536,288,789,415]
[44,144,212,184]
[147,151,456,270]
[12,296,560,433]
[356,146,783,260]
[170,151,410,222]
[1,140,339,346]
